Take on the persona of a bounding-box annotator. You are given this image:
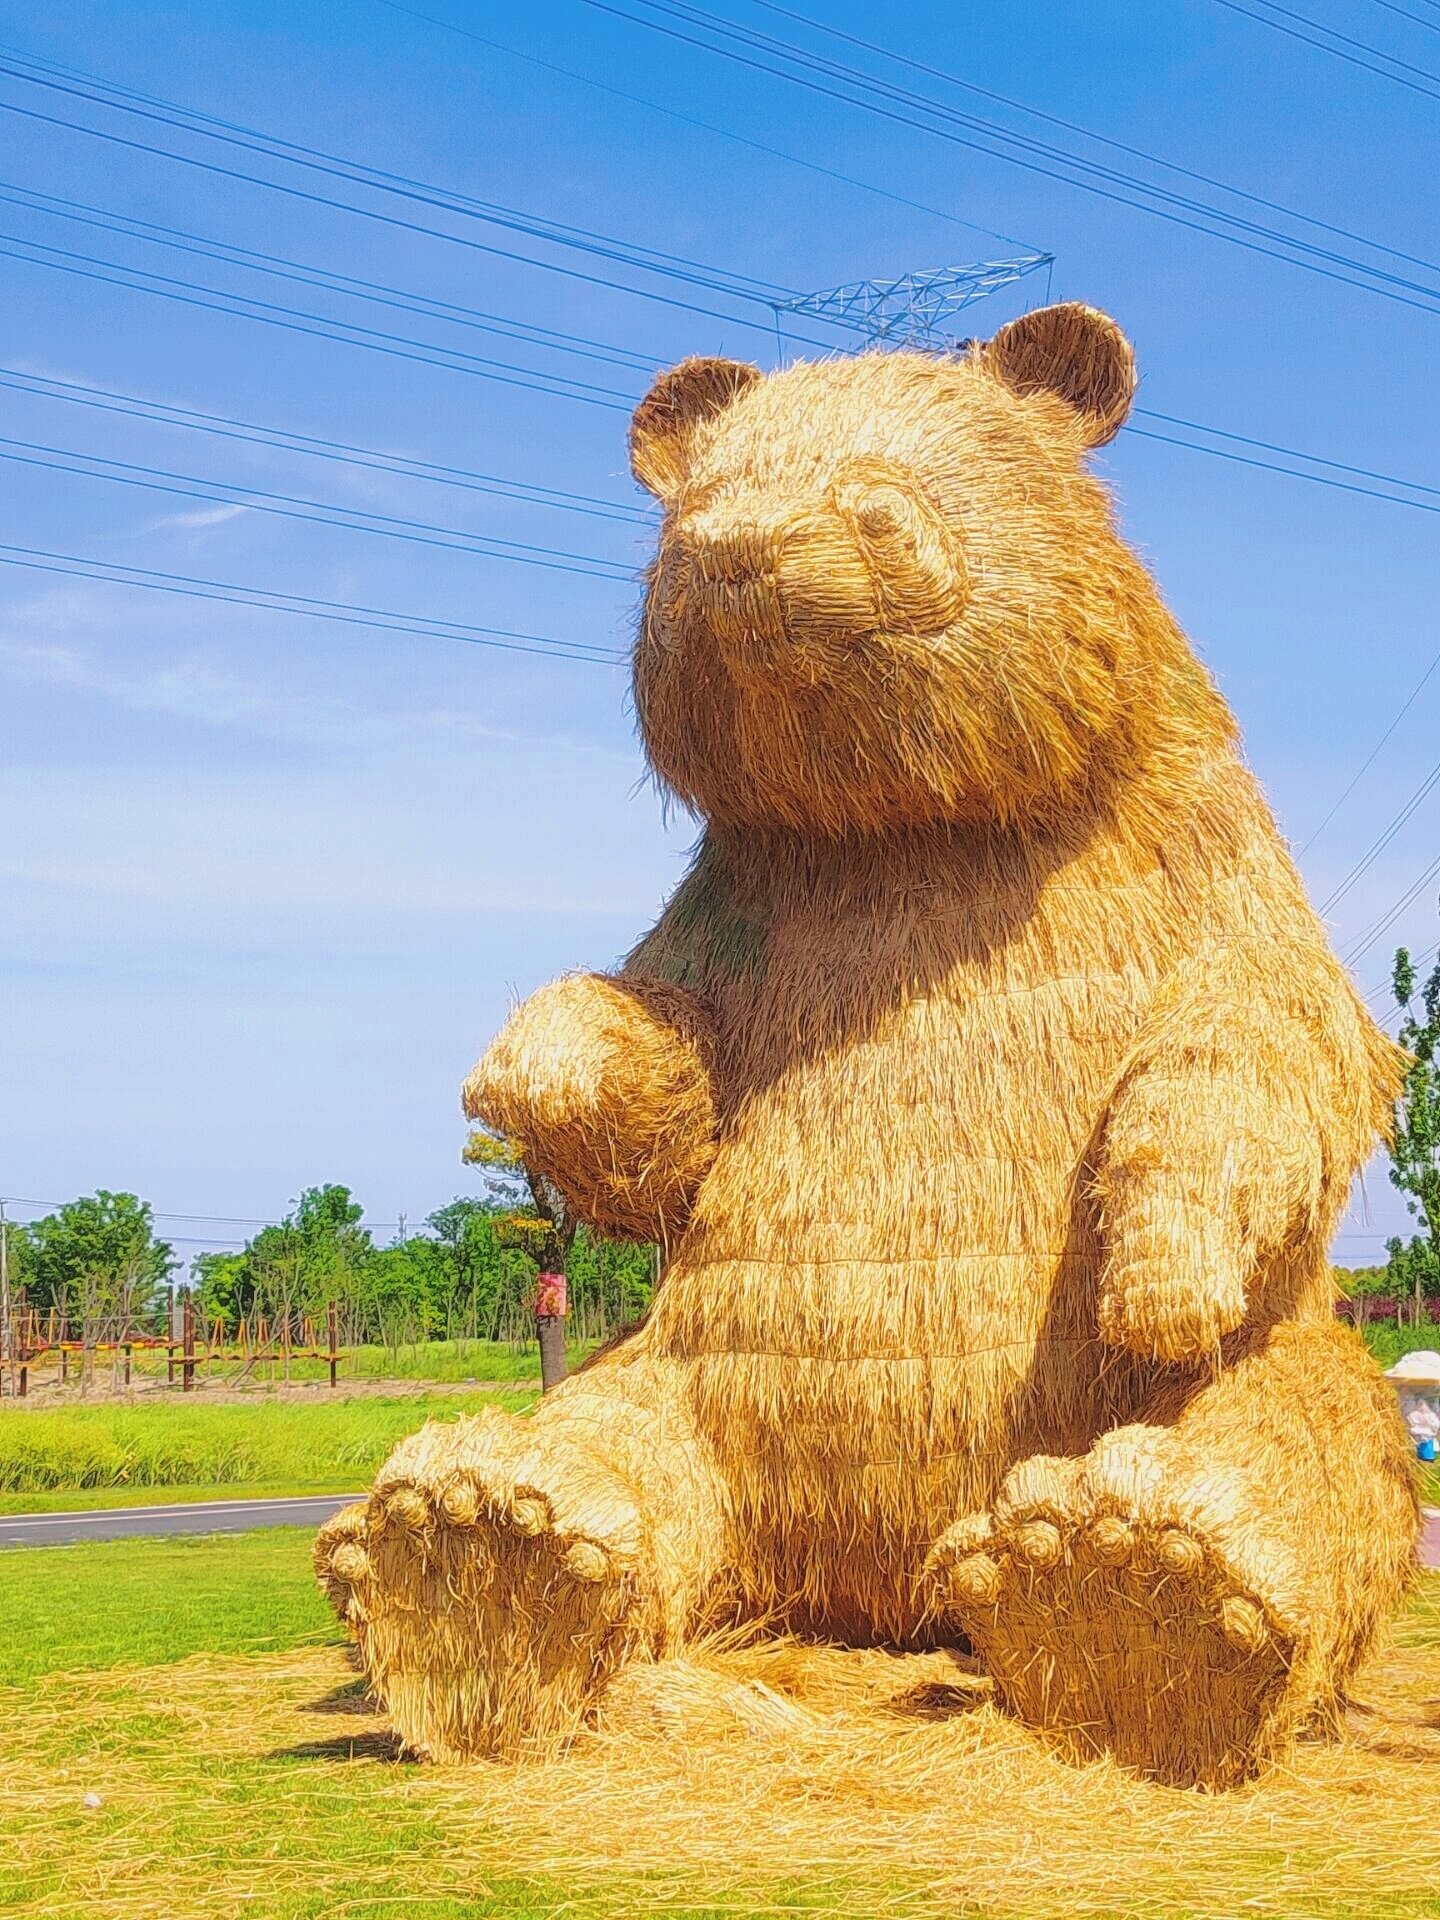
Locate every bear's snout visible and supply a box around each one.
[661,477,969,675]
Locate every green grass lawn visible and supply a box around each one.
[0,1526,337,1685]
[1361,1319,1440,1369]
[2,1529,1436,1920]
[0,1389,536,1502]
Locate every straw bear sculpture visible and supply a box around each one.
[317,304,1417,1789]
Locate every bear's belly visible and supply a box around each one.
[646,955,1157,1636]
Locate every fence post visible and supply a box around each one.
[123,1342,132,1388]
[328,1301,338,1390]
[182,1294,195,1393]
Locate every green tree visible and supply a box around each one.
[194,1186,375,1364]
[462,1127,574,1271]
[425,1198,510,1336]
[1386,945,1440,1323]
[1334,1263,1389,1327]
[190,1250,247,1330]
[22,1192,175,1326]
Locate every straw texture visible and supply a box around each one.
[337,304,1417,1787]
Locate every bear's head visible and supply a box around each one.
[630,303,1231,835]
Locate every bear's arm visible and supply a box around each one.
[463,836,753,1245]
[1090,934,1401,1365]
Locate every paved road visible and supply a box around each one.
[3,1495,1438,1564]
[0,1492,362,1547]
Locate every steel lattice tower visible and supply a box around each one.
[771,254,1054,357]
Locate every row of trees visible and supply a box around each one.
[2,1137,656,1352]
[2,1191,177,1341]
[190,1183,653,1348]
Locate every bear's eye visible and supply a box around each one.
[852,486,911,540]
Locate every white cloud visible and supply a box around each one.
[0,601,682,929]
[144,503,251,532]
[0,597,627,759]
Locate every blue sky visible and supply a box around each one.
[1,0,1436,1264]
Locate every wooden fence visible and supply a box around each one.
[2,1299,342,1398]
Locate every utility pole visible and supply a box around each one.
[0,1197,11,1399]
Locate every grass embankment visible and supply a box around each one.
[1,1530,1437,1919]
[0,1391,536,1509]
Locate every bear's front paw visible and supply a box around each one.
[463,972,626,1142]
[346,1410,653,1760]
[1097,1200,1248,1364]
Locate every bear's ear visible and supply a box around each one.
[629,356,763,499]
[984,303,1136,449]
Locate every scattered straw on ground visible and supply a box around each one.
[5,1578,1439,1920]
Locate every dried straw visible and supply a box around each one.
[343,304,1417,1788]
[8,1593,1440,1919]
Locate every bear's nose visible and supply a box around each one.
[670,487,967,668]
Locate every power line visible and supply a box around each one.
[14,28,1440,335]
[0,179,659,376]
[1,1196,412,1229]
[0,231,636,410]
[1319,755,1440,915]
[1362,0,1440,39]
[3,37,1437,650]
[0,367,649,526]
[742,0,1440,285]
[1343,851,1440,966]
[0,50,841,347]
[5,39,1439,514]
[0,434,636,581]
[370,0,1039,251]
[581,0,1440,316]
[1212,0,1440,101]
[5,209,1437,553]
[0,542,626,665]
[0,45,789,296]
[10,231,1440,537]
[1123,421,1440,516]
[1135,407,1440,504]
[1299,642,1440,856]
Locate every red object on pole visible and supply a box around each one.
[535,1272,568,1394]
[535,1272,568,1319]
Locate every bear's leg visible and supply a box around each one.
[337,1350,725,1759]
[927,1319,1417,1787]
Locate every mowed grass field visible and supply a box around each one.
[3,1527,1439,1920]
